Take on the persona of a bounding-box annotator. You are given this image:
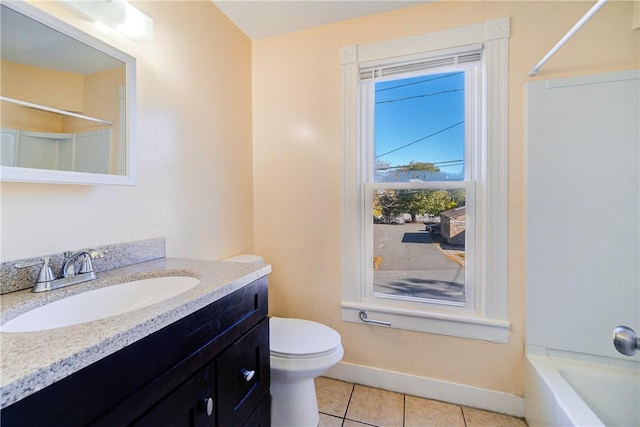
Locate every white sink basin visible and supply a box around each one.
[1,276,200,333]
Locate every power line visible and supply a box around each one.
[376,88,463,105]
[375,121,464,159]
[375,72,464,93]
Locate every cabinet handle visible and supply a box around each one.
[201,397,214,416]
[241,369,255,382]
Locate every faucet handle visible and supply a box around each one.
[14,258,46,269]
[76,249,106,274]
[37,257,56,283]
[78,254,95,274]
[14,257,56,283]
[88,249,106,259]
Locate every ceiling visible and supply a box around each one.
[212,1,431,40]
[1,4,124,74]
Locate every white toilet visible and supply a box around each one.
[270,316,344,427]
[224,255,344,427]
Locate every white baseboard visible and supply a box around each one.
[324,361,525,418]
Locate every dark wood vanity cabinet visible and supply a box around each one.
[132,319,270,427]
[1,276,270,427]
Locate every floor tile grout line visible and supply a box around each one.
[402,393,406,427]
[461,405,468,427]
[343,417,382,427]
[345,383,355,417]
[340,383,356,427]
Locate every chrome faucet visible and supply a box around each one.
[15,249,105,293]
[61,249,103,278]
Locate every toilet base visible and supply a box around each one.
[271,378,319,427]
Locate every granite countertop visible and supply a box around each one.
[0,257,271,409]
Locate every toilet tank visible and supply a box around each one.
[223,254,264,264]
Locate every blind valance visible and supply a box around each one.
[359,44,482,81]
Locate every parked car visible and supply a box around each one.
[425,223,441,233]
[391,216,406,224]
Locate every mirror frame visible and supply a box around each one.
[1,0,137,185]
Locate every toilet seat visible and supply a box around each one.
[270,317,342,359]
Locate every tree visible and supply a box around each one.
[397,190,429,222]
[424,190,455,216]
[396,161,440,172]
[375,159,391,173]
[373,191,383,219]
[448,189,466,207]
[376,190,401,222]
[374,188,465,223]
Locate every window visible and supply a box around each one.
[341,18,510,342]
[366,60,479,311]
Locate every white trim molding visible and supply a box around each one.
[326,361,525,417]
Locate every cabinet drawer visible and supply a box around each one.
[217,319,270,427]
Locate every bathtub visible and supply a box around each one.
[525,350,639,427]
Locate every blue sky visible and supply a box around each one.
[374,71,465,178]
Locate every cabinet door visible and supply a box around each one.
[242,395,271,427]
[132,362,217,427]
[217,319,270,427]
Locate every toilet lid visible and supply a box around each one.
[270,317,342,358]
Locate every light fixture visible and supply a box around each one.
[61,0,153,42]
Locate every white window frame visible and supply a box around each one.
[341,17,510,342]
[361,58,481,313]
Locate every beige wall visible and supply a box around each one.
[1,59,85,112]
[71,67,124,131]
[252,1,639,396]
[1,60,80,132]
[1,1,254,261]
[1,60,123,134]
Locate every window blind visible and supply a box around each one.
[359,44,482,81]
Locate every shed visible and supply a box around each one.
[440,206,466,246]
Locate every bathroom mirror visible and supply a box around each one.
[0,1,136,185]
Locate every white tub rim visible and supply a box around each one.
[525,345,639,427]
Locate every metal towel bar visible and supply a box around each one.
[359,310,391,327]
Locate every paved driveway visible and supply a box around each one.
[373,223,464,303]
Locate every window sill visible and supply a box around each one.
[341,301,509,343]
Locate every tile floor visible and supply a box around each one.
[315,377,528,427]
